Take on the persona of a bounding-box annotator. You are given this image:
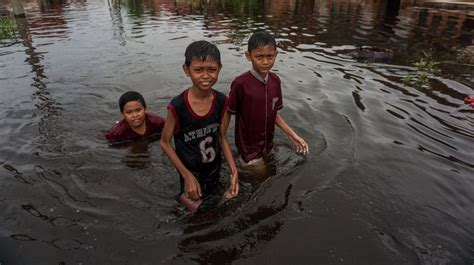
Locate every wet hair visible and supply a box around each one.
[184,40,221,66]
[248,31,277,52]
[119,91,146,112]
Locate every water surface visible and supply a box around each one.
[0,0,473,264]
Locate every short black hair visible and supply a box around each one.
[184,40,221,66]
[248,31,277,52]
[119,91,146,112]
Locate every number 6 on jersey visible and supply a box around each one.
[200,136,216,163]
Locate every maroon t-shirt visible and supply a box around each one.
[105,112,165,142]
[227,70,283,162]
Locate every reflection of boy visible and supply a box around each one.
[227,31,309,165]
[160,41,239,212]
[105,91,165,143]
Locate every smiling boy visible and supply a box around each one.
[105,91,165,143]
[159,41,239,212]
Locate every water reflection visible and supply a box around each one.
[0,0,473,264]
[111,137,156,169]
[175,180,291,264]
[14,13,64,154]
[107,0,126,45]
[99,0,473,82]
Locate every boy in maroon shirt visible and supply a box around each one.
[227,31,309,167]
[105,91,165,143]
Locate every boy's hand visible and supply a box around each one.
[179,193,201,213]
[184,175,202,200]
[291,135,309,155]
[229,173,239,197]
[275,113,309,156]
[223,173,239,200]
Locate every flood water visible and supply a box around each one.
[1,0,473,264]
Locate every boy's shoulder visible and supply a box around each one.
[268,71,280,80]
[172,89,187,99]
[145,112,165,134]
[146,112,165,125]
[169,89,187,106]
[212,88,226,98]
[233,70,252,82]
[233,70,280,83]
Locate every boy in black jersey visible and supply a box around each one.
[160,40,239,212]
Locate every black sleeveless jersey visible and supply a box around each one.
[168,89,228,182]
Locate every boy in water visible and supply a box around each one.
[105,91,165,143]
[227,31,309,168]
[160,40,239,212]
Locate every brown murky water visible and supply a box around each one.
[0,0,473,264]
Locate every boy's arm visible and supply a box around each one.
[275,113,309,155]
[219,111,239,197]
[159,110,202,200]
[227,79,240,114]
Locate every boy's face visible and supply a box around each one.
[183,58,221,92]
[122,100,146,129]
[245,45,277,77]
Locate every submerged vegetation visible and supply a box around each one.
[412,50,441,73]
[403,50,441,88]
[0,16,17,38]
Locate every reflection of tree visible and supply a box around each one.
[108,0,149,18]
[214,0,261,16]
[108,0,127,46]
[11,0,26,17]
[14,1,63,152]
[125,0,145,17]
[39,0,66,13]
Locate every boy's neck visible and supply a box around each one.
[250,68,269,83]
[130,121,146,135]
[187,87,215,117]
[188,86,213,100]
